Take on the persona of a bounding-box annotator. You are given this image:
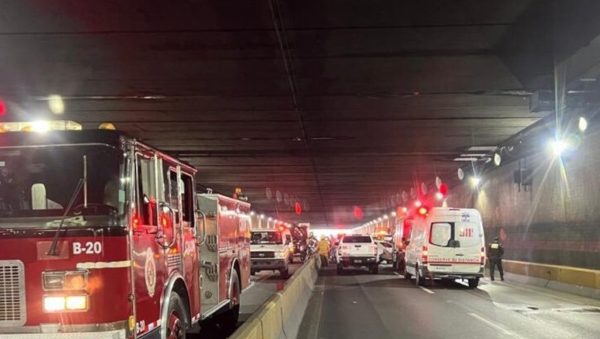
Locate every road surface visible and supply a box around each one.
[298,265,600,339]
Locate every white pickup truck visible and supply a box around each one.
[336,234,379,274]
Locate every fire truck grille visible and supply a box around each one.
[251,252,275,258]
[0,260,26,326]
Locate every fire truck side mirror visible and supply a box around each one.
[156,202,176,248]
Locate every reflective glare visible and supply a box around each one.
[48,95,65,114]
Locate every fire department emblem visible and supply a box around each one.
[145,248,157,297]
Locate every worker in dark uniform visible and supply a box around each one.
[488,237,504,281]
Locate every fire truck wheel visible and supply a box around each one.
[166,292,188,339]
[223,270,241,329]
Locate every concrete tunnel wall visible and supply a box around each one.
[447,126,600,270]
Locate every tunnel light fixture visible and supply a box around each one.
[493,153,502,166]
[578,117,588,132]
[459,153,487,157]
[414,200,422,208]
[467,146,497,152]
[435,192,444,201]
[383,215,388,220]
[454,157,479,162]
[48,95,65,114]
[390,211,397,217]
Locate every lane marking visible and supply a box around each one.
[468,313,514,336]
[419,286,435,294]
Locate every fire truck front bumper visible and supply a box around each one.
[0,329,126,339]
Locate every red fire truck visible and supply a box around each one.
[0,121,250,338]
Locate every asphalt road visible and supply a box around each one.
[194,262,302,338]
[298,265,600,339]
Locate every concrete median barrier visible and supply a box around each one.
[502,260,600,299]
[230,256,321,339]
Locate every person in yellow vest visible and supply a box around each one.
[317,236,331,267]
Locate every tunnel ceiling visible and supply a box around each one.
[1,0,599,227]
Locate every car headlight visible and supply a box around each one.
[43,295,88,312]
[275,251,286,259]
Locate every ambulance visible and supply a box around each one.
[404,207,486,288]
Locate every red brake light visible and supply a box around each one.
[0,98,5,117]
[421,245,428,264]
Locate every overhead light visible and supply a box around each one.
[493,153,502,166]
[383,215,389,219]
[548,139,570,157]
[435,192,444,201]
[250,211,255,216]
[468,146,497,151]
[460,153,487,157]
[457,168,465,180]
[414,200,422,208]
[579,117,588,132]
[48,95,65,114]
[390,211,397,217]
[454,158,479,162]
[260,214,265,219]
[470,176,481,188]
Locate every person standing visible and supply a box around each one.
[317,236,331,267]
[488,237,505,281]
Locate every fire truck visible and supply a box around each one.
[0,121,250,338]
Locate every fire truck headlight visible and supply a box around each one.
[43,295,88,312]
[43,296,66,312]
[43,271,88,290]
[65,295,88,311]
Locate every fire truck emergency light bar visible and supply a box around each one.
[0,120,82,133]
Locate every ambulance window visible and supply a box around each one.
[456,223,480,247]
[430,222,452,247]
[181,173,193,224]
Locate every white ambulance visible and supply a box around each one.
[404,207,486,288]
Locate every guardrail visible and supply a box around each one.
[231,256,321,339]
[502,260,600,299]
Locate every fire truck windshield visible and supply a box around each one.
[0,144,126,227]
[251,231,283,245]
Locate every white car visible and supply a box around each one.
[250,229,293,278]
[336,235,379,274]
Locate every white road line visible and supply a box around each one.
[468,313,514,336]
[419,286,435,294]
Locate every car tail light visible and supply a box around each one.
[421,245,428,264]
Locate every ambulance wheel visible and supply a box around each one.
[415,265,425,286]
[166,292,187,339]
[468,278,479,289]
[222,270,241,329]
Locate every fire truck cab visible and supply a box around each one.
[0,121,249,339]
